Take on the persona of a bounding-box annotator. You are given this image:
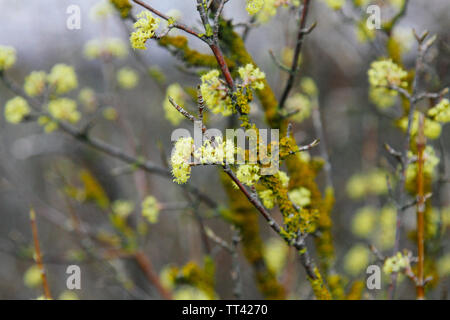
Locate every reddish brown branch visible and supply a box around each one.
[30,209,52,300]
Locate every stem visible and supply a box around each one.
[415,114,426,300]
[30,209,52,300]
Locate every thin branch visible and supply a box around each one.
[30,208,52,300]
[278,0,313,109]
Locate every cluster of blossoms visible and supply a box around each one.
[4,96,31,124]
[23,265,42,289]
[383,252,410,275]
[84,38,128,60]
[193,137,236,165]
[200,70,233,116]
[236,164,261,186]
[288,187,312,208]
[48,98,81,123]
[141,196,160,224]
[368,59,408,109]
[257,171,289,208]
[171,137,195,184]
[346,168,390,199]
[78,88,97,112]
[283,77,318,123]
[116,67,139,89]
[263,238,289,275]
[398,111,442,139]
[405,145,440,186]
[112,199,135,218]
[351,205,396,250]
[47,64,78,95]
[130,11,160,50]
[245,0,300,23]
[163,83,187,125]
[343,244,370,275]
[24,71,47,97]
[0,45,16,71]
[428,98,450,123]
[238,63,266,90]
[89,0,114,21]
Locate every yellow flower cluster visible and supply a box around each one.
[258,189,276,209]
[428,98,450,123]
[245,0,264,15]
[383,252,409,275]
[48,98,81,124]
[4,96,31,124]
[47,64,78,95]
[368,59,408,109]
[378,205,396,250]
[193,137,236,165]
[300,77,318,97]
[343,244,370,275]
[0,45,16,71]
[285,93,312,123]
[130,11,160,50]
[398,111,442,139]
[171,137,194,184]
[200,70,233,116]
[102,107,118,121]
[346,168,389,199]
[351,206,377,238]
[112,199,135,218]
[78,88,97,112]
[263,237,288,275]
[288,187,311,208]
[236,164,260,187]
[238,64,265,90]
[116,67,139,89]
[142,196,160,224]
[84,38,128,60]
[323,0,345,10]
[164,83,187,125]
[405,145,440,185]
[23,265,42,288]
[173,286,210,300]
[24,71,47,97]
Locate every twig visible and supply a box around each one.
[278,0,313,109]
[30,208,52,300]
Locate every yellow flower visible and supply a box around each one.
[110,0,132,18]
[24,71,47,97]
[344,244,370,275]
[288,187,311,208]
[200,70,233,116]
[112,199,134,218]
[78,88,97,112]
[4,96,31,124]
[48,98,81,124]
[164,83,187,125]
[378,205,396,250]
[323,0,345,10]
[58,291,79,300]
[368,59,408,89]
[263,237,288,275]
[300,77,318,97]
[246,0,264,15]
[258,189,276,209]
[277,171,290,188]
[47,64,78,94]
[369,87,397,109]
[130,11,160,50]
[351,206,377,238]
[285,93,311,123]
[0,45,16,71]
[142,196,160,224]
[171,137,194,184]
[236,164,260,186]
[428,98,450,123]
[116,67,139,89]
[238,64,265,90]
[24,265,42,288]
[84,38,127,59]
[383,252,409,275]
[102,107,118,121]
[38,116,58,133]
[398,111,442,139]
[173,286,210,300]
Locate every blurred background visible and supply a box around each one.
[0,0,449,299]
